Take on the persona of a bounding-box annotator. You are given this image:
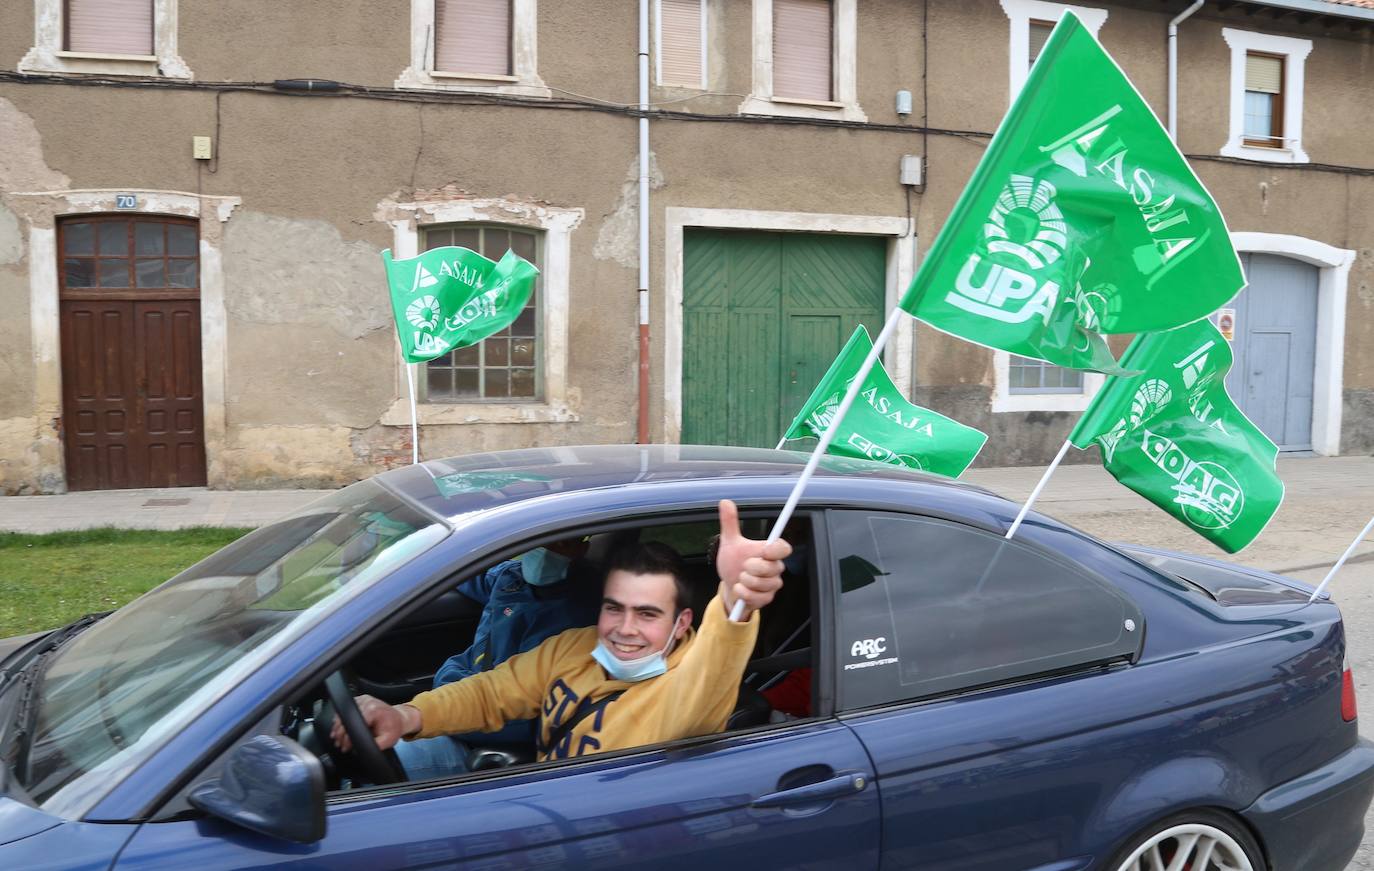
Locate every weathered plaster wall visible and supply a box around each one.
[0,96,69,494]
[0,0,1370,491]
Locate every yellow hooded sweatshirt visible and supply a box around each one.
[407,594,759,761]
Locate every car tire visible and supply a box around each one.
[1105,808,1264,871]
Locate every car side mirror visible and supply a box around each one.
[188,734,326,844]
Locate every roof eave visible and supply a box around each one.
[1234,0,1374,24]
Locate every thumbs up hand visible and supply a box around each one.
[715,499,791,619]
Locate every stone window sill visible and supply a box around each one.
[1220,140,1309,165]
[737,94,866,123]
[394,65,551,98]
[382,398,578,426]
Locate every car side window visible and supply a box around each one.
[830,511,1143,711]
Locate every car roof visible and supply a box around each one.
[379,444,997,523]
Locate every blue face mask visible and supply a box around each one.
[591,630,679,682]
[518,548,572,587]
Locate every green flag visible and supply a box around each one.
[1068,319,1283,553]
[900,12,1243,373]
[383,246,538,363]
[784,326,987,478]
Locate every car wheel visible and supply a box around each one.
[1107,809,1263,871]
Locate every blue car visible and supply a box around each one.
[0,445,1370,871]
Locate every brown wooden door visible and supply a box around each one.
[59,216,206,490]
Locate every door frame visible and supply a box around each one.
[1231,232,1354,457]
[664,208,915,444]
[7,189,239,492]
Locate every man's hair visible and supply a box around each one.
[606,541,692,614]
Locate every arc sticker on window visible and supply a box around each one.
[845,636,898,670]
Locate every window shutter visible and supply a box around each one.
[660,0,703,86]
[1028,20,1054,66]
[1245,53,1283,94]
[435,0,512,76]
[66,0,153,56]
[773,0,832,102]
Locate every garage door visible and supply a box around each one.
[1226,253,1318,452]
[682,230,887,448]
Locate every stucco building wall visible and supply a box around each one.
[0,0,1370,492]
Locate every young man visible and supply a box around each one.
[336,499,789,764]
[393,536,600,779]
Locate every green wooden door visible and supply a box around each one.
[682,230,887,447]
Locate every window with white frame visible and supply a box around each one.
[1221,28,1311,164]
[1028,19,1055,66]
[379,196,581,425]
[1009,355,1084,394]
[422,225,541,401]
[397,0,548,96]
[739,0,864,122]
[1000,0,1107,101]
[997,0,1104,403]
[657,0,707,89]
[434,0,511,77]
[67,0,152,55]
[1010,17,1083,397]
[774,0,832,102]
[20,0,190,78]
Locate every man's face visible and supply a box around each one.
[597,570,691,661]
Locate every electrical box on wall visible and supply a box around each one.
[193,136,213,160]
[900,154,923,187]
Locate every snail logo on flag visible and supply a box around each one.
[806,393,843,432]
[846,432,925,471]
[948,175,1068,326]
[985,175,1068,269]
[1141,430,1244,530]
[1096,378,1171,463]
[1129,379,1172,428]
[407,295,442,330]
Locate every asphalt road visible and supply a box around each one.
[966,455,1374,870]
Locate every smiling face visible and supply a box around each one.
[597,570,692,662]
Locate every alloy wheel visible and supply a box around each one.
[1113,822,1255,871]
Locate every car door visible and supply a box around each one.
[114,717,879,870]
[824,510,1145,871]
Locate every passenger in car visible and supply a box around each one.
[336,500,790,769]
[393,537,601,780]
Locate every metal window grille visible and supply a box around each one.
[773,0,833,101]
[434,0,512,76]
[420,225,540,402]
[65,0,153,55]
[1008,355,1083,394]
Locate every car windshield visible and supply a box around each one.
[15,479,447,810]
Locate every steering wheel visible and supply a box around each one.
[320,671,407,785]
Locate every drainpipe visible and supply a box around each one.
[636,0,652,444]
[1168,0,1205,141]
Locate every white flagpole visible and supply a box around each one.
[1004,439,1071,540]
[406,362,420,465]
[730,308,905,621]
[774,437,787,450]
[1308,513,1374,604]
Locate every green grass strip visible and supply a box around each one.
[0,527,254,637]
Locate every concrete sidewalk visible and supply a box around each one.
[0,486,332,533]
